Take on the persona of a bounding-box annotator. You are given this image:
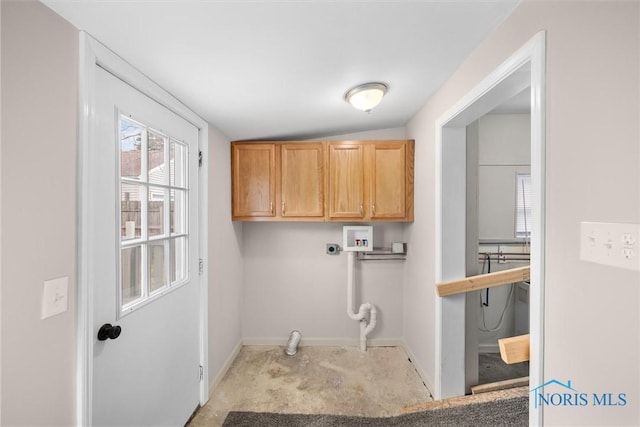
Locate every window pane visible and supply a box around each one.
[171,141,187,188]
[149,241,166,293]
[120,118,143,180]
[170,189,187,235]
[148,130,167,185]
[148,188,165,237]
[121,184,143,240]
[170,237,187,284]
[121,246,142,306]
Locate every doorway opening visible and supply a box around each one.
[434,32,546,425]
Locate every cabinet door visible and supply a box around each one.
[232,143,276,218]
[281,143,325,218]
[369,142,407,219]
[328,143,365,219]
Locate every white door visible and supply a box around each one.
[89,66,201,426]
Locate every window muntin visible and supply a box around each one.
[119,115,189,315]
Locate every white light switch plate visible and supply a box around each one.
[580,222,640,271]
[42,276,69,319]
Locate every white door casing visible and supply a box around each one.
[78,33,209,425]
[434,31,546,426]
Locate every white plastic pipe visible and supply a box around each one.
[346,252,377,351]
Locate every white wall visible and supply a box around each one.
[477,114,530,240]
[242,127,408,345]
[476,113,530,348]
[1,2,78,425]
[207,125,244,389]
[405,1,639,425]
[242,222,405,344]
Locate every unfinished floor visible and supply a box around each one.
[188,345,433,427]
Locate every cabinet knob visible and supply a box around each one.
[360,203,364,216]
[282,201,286,215]
[372,204,376,216]
[270,201,273,214]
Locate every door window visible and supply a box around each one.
[119,115,189,315]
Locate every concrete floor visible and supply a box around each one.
[479,352,529,385]
[188,345,433,427]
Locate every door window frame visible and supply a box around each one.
[118,113,191,317]
[77,32,209,425]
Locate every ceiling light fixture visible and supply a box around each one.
[344,82,388,113]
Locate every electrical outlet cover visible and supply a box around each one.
[580,222,640,271]
[42,276,69,319]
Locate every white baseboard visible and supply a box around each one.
[241,336,404,347]
[478,343,500,354]
[400,339,435,398]
[208,340,242,397]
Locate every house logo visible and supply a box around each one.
[530,379,627,409]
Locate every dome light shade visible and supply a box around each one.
[344,82,388,112]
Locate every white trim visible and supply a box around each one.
[198,126,210,404]
[77,32,210,425]
[528,31,546,427]
[400,340,435,398]
[77,33,95,426]
[434,31,546,426]
[241,337,404,348]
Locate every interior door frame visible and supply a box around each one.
[77,32,209,425]
[434,31,546,425]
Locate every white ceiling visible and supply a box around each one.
[42,0,521,141]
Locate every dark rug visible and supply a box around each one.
[222,396,528,427]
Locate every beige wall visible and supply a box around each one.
[405,1,639,425]
[207,125,244,389]
[0,1,3,421]
[0,2,246,423]
[1,2,78,425]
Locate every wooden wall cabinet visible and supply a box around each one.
[231,139,414,222]
[327,140,414,222]
[231,143,276,218]
[280,143,325,219]
[231,142,325,221]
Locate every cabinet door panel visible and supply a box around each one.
[370,143,406,219]
[281,144,324,218]
[232,144,275,217]
[329,144,364,219]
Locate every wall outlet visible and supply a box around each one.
[326,243,341,255]
[580,222,640,271]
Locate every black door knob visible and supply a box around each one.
[98,323,122,341]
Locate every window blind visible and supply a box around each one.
[515,173,532,238]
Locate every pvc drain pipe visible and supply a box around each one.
[285,330,302,356]
[346,251,377,351]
